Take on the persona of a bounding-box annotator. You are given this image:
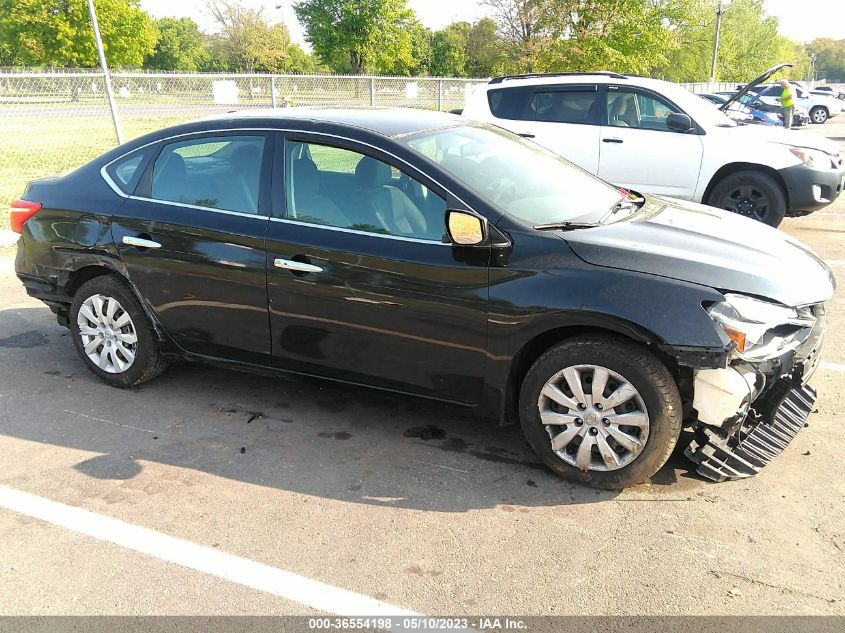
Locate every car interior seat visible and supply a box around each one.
[292,158,348,226]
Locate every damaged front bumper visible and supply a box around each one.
[685,304,825,482]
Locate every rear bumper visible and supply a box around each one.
[779,163,845,213]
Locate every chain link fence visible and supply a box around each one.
[0,70,486,227]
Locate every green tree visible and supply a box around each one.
[431,22,469,77]
[658,0,793,82]
[531,0,682,76]
[807,38,845,82]
[0,0,157,67]
[144,17,208,71]
[466,17,503,77]
[294,0,419,74]
[207,0,292,73]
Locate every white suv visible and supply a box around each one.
[462,68,844,226]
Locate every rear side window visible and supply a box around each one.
[105,147,154,194]
[148,135,266,214]
[489,86,599,124]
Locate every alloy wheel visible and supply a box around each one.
[722,185,771,221]
[537,364,650,471]
[76,293,138,374]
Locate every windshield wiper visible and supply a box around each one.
[533,221,602,231]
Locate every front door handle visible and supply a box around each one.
[274,258,323,274]
[602,137,624,144]
[518,133,536,138]
[122,235,161,249]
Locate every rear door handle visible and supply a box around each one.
[602,137,624,144]
[122,235,161,249]
[274,258,323,274]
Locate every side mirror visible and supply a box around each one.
[666,112,693,132]
[446,210,486,246]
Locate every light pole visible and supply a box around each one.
[87,0,122,143]
[275,4,288,74]
[810,52,817,84]
[709,1,724,84]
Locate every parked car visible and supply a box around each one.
[11,108,834,489]
[462,64,844,226]
[715,91,810,127]
[751,80,843,124]
[699,92,780,125]
[809,85,845,101]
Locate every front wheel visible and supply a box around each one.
[519,336,682,489]
[809,106,828,124]
[69,275,168,387]
[708,170,786,227]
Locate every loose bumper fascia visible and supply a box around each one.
[779,162,845,213]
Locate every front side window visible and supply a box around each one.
[606,89,680,131]
[149,135,266,214]
[284,140,446,241]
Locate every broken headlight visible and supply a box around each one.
[707,293,815,361]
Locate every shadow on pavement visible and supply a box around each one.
[0,306,705,512]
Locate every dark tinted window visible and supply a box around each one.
[149,135,265,214]
[489,87,599,124]
[285,140,446,240]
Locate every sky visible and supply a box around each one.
[138,0,845,48]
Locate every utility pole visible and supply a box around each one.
[87,0,123,144]
[275,4,288,74]
[709,1,724,84]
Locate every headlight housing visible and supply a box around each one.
[789,147,830,168]
[707,293,815,361]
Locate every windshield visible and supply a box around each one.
[402,125,624,225]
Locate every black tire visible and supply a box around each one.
[809,106,828,124]
[69,275,168,387]
[708,170,786,227]
[519,335,682,489]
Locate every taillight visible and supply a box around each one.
[9,199,42,234]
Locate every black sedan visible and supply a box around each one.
[11,108,834,489]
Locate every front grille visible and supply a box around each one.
[685,384,816,482]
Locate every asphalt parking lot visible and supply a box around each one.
[0,118,844,619]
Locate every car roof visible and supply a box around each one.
[202,107,464,138]
[482,72,674,92]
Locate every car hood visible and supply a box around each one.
[721,63,792,112]
[721,123,840,154]
[562,197,835,307]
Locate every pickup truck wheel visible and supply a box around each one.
[809,106,828,124]
[519,336,682,490]
[708,170,786,227]
[69,275,168,387]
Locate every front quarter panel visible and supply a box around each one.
[485,226,729,386]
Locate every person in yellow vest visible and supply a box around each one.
[778,80,795,130]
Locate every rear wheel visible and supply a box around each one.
[708,170,786,227]
[519,336,682,489]
[69,275,168,387]
[809,106,828,124]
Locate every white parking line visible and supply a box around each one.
[0,484,419,621]
[820,361,845,372]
